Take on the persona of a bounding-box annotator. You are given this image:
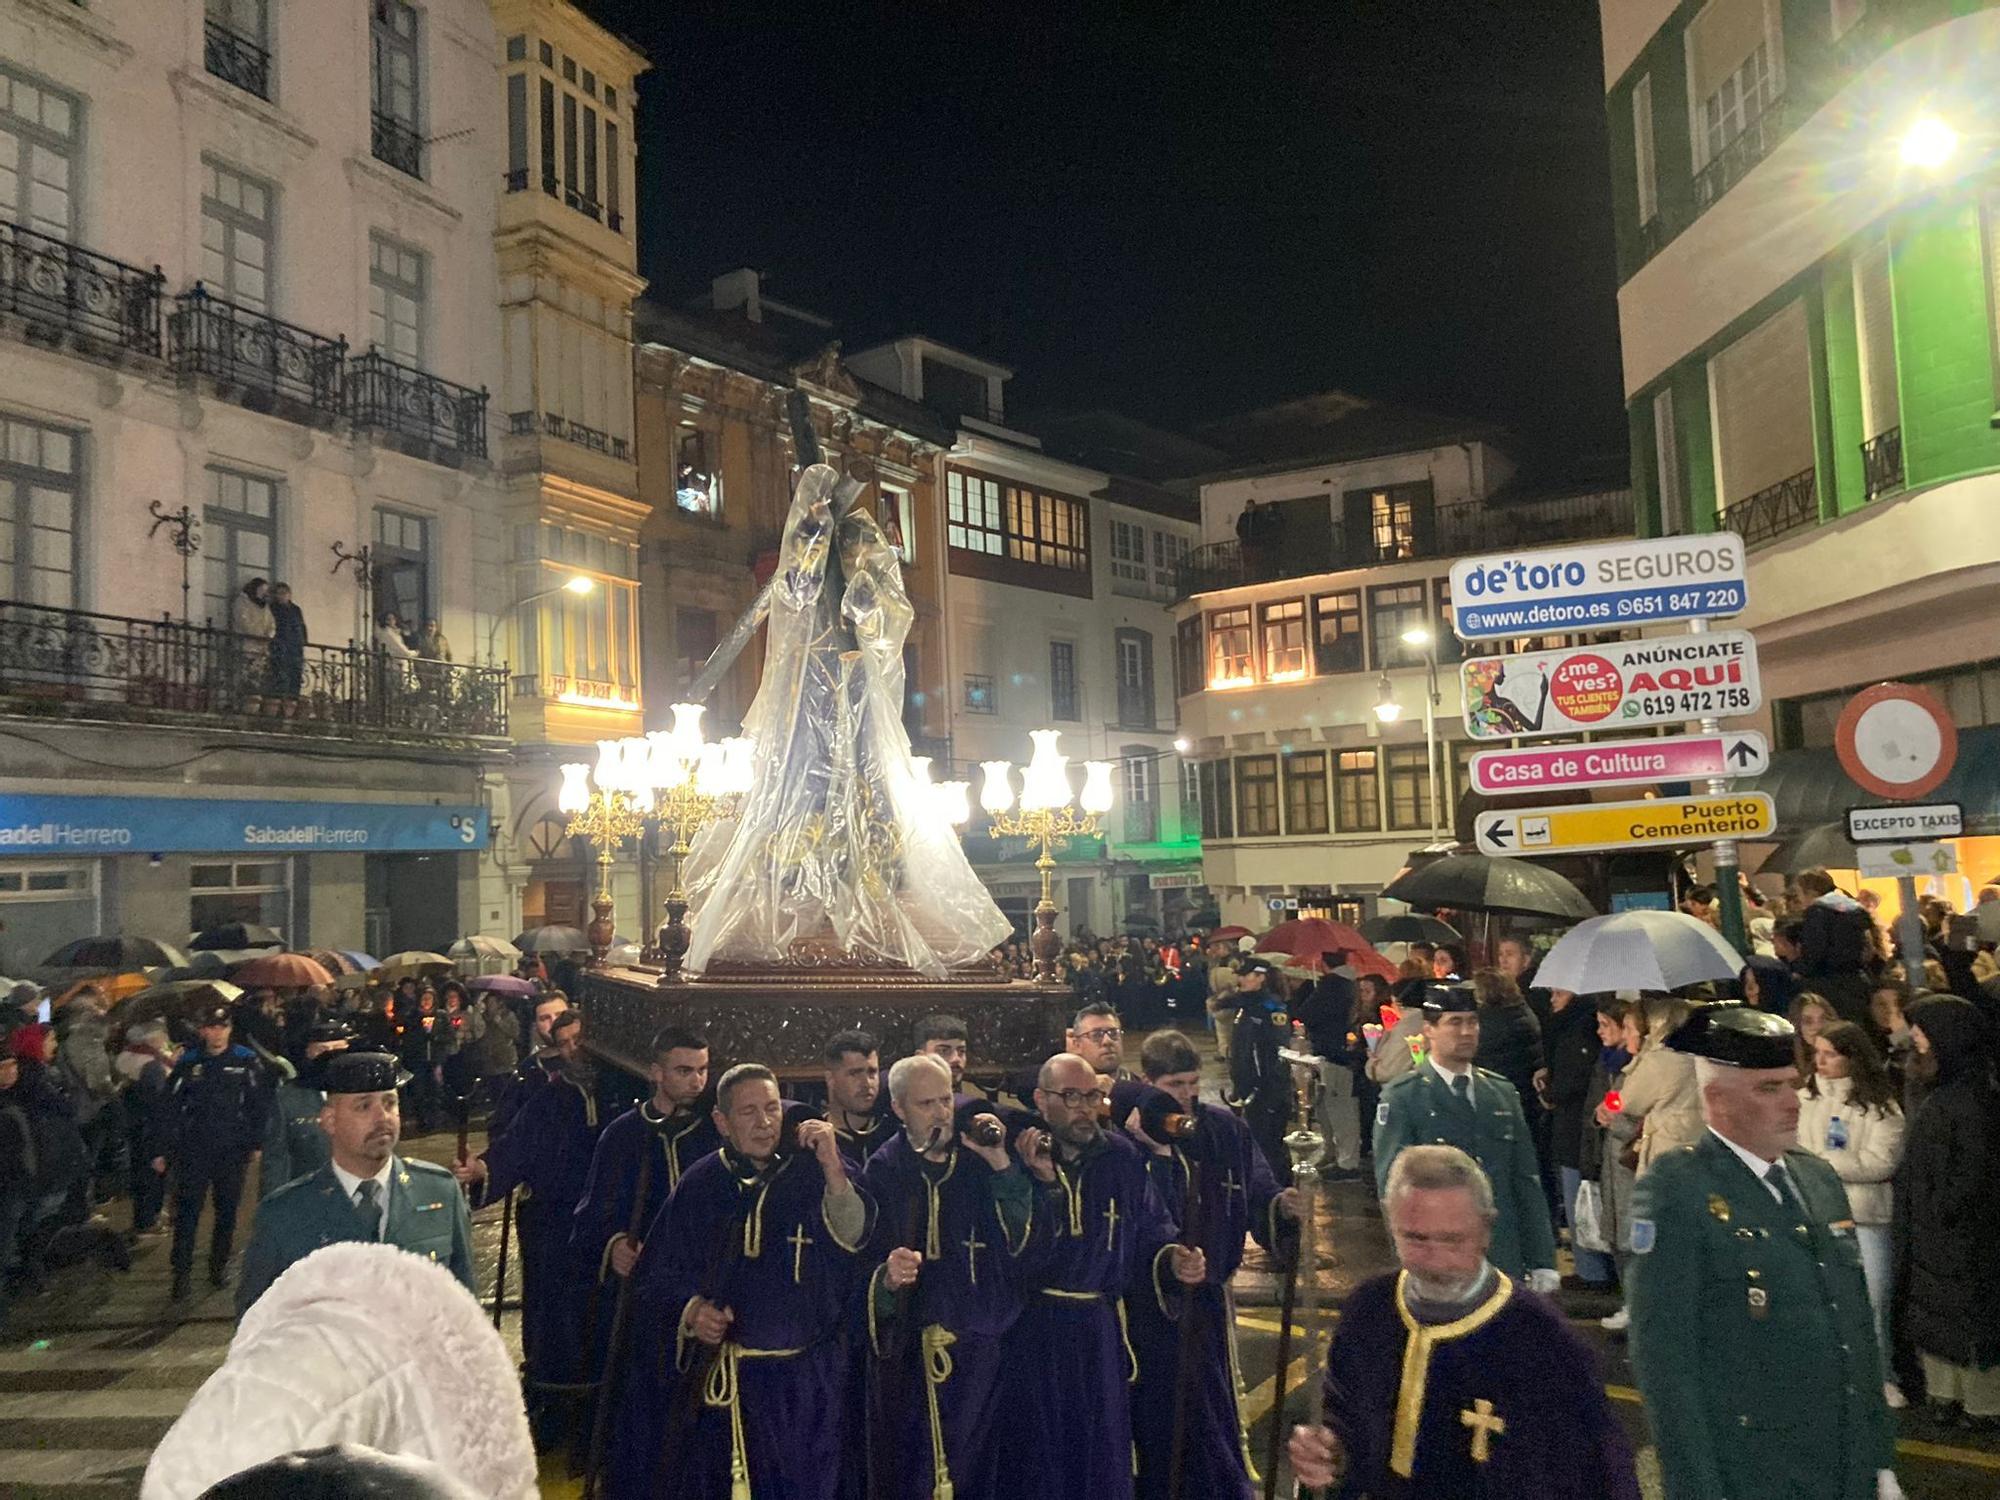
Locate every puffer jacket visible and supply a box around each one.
[1795,1074,1905,1225]
[142,1242,536,1499]
[1617,1041,1703,1176]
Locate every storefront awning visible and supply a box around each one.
[1740,725,2000,836]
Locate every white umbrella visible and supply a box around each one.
[1532,910,1742,997]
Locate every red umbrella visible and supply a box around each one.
[1205,925,1252,943]
[230,952,334,989]
[1253,918,1397,982]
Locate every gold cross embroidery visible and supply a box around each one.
[1460,1399,1506,1463]
[1103,1199,1120,1253]
[788,1224,813,1284]
[1221,1171,1245,1202]
[963,1228,986,1288]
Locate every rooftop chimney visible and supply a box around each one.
[711,268,763,322]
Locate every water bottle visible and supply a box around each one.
[1827,1116,1849,1151]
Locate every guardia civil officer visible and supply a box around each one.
[236,1051,473,1317]
[162,1004,270,1302]
[1627,1003,1902,1500]
[1371,984,1559,1289]
[260,1018,354,1197]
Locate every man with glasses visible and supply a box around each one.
[1288,1145,1638,1497]
[999,1052,1204,1500]
[1066,1001,1129,1082]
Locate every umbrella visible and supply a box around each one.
[1752,823,1858,877]
[54,971,154,1005]
[42,935,189,970]
[111,979,244,1035]
[230,952,335,989]
[1533,910,1742,996]
[1253,918,1398,982]
[296,948,362,977]
[604,939,643,966]
[161,949,260,980]
[1359,914,1463,946]
[1382,855,1595,922]
[1203,925,1251,944]
[378,951,455,979]
[467,974,537,999]
[189,923,285,951]
[449,934,522,961]
[514,925,588,955]
[340,951,381,972]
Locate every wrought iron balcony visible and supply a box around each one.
[167,285,346,415]
[203,18,271,100]
[0,601,508,742]
[1693,94,1793,216]
[0,219,165,358]
[1862,427,1904,503]
[371,111,424,179]
[509,409,630,461]
[350,350,488,461]
[1718,466,1819,549]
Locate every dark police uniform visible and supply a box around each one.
[165,1009,270,1294]
[1229,959,1296,1184]
[235,1051,473,1317]
[1371,985,1557,1280]
[1627,1004,1898,1500]
[259,1020,353,1198]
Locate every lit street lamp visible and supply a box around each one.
[980,729,1115,983]
[486,573,596,663]
[1899,114,1957,171]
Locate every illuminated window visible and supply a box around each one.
[1368,583,1428,670]
[1208,608,1252,687]
[1236,755,1280,837]
[675,428,718,514]
[1284,751,1329,835]
[1313,591,1362,674]
[1335,751,1380,832]
[1260,600,1306,680]
[946,470,1003,555]
[1386,746,1433,831]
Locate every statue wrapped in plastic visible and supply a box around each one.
[681,462,1011,977]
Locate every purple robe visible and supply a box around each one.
[1130,1102,1295,1500]
[1321,1271,1640,1500]
[998,1129,1180,1500]
[610,1147,872,1500]
[858,1133,1033,1500]
[573,1103,722,1276]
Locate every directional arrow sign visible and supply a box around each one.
[1460,632,1761,741]
[1473,793,1777,857]
[1469,732,1770,796]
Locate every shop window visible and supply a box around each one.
[190,858,289,935]
[0,864,92,899]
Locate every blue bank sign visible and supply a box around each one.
[0,795,488,855]
[1448,533,1748,641]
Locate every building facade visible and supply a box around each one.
[0,0,512,968]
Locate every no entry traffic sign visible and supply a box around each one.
[1835,682,1958,801]
[1474,793,1776,857]
[1460,631,1760,740]
[1448,534,1747,641]
[1469,732,1769,796]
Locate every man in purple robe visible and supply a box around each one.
[1289,1144,1639,1499]
[611,1063,872,1500]
[1126,1031,1300,1500]
[860,1053,1033,1500]
[999,1052,1205,1500]
[820,1029,893,1172]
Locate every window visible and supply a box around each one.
[0,863,92,900]
[945,471,1003,555]
[370,0,422,169]
[581,103,599,216]
[1633,73,1658,226]
[1451,739,1481,805]
[1114,628,1154,727]
[0,415,79,608]
[1708,300,1815,513]
[373,507,432,631]
[505,73,528,187]
[1175,616,1203,700]
[368,233,425,365]
[1852,238,1898,440]
[962,674,996,714]
[924,360,990,423]
[675,428,718,514]
[1110,518,1147,586]
[606,121,621,228]
[1385,746,1434,831]
[1334,750,1380,832]
[1284,751,1329,835]
[539,79,557,193]
[538,40,554,67]
[1312,591,1362,675]
[1236,755,1280,837]
[562,91,577,204]
[505,34,527,63]
[1122,752,1157,842]
[515,524,639,699]
[1049,640,1079,721]
[205,1,270,99]
[1179,757,1200,825]
[1654,387,1687,532]
[1208,607,1252,687]
[203,468,278,627]
[1260,600,1307,680]
[1429,578,1462,664]
[190,858,288,936]
[1698,34,1775,168]
[1197,760,1234,840]
[880,485,914,562]
[200,158,274,313]
[1368,583,1429,669]
[1151,531,1190,594]
[1349,480,1434,562]
[1004,484,1087,572]
[674,607,717,687]
[0,62,79,239]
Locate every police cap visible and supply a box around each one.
[196,1004,233,1027]
[321,1051,408,1094]
[306,1018,356,1046]
[1664,1001,1795,1069]
[1419,984,1477,1016]
[1237,958,1276,978]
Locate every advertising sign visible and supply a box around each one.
[1448,533,1747,641]
[1473,793,1776,857]
[1846,803,1963,844]
[1460,631,1761,740]
[1468,732,1769,796]
[0,794,490,855]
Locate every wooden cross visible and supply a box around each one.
[1460,1399,1506,1463]
[788,1223,813,1284]
[1103,1198,1120,1252]
[963,1228,987,1288]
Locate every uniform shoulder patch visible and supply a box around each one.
[1630,1218,1656,1254]
[1376,1100,1390,1127]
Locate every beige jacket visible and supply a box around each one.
[1366,1006,1428,1085]
[1618,1042,1703,1176]
[1795,1075,1905,1225]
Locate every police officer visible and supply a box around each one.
[260,1018,354,1197]
[1371,984,1558,1289]
[1230,957,1296,1185]
[1628,1004,1903,1500]
[161,1004,269,1302]
[236,1051,473,1317]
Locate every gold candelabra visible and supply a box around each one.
[980,730,1115,983]
[557,768,649,967]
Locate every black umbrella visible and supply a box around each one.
[1382,855,1595,922]
[1359,914,1462,945]
[1752,823,1857,877]
[42,935,189,970]
[514,924,588,954]
[190,923,285,951]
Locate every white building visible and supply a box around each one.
[0,0,518,967]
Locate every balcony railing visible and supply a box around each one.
[167,285,347,415]
[350,350,488,460]
[1176,489,1636,597]
[1718,466,1819,549]
[510,409,630,461]
[1693,93,1793,216]
[1862,427,1903,503]
[1110,571,1178,603]
[203,18,271,100]
[371,111,424,179]
[0,220,165,358]
[0,601,508,741]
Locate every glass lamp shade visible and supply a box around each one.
[1079,760,1116,814]
[692,742,727,796]
[718,737,756,795]
[595,738,625,790]
[668,702,706,756]
[979,761,1016,815]
[936,779,972,827]
[645,730,690,791]
[1019,729,1071,812]
[557,763,593,815]
[909,755,933,786]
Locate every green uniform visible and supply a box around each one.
[236,1156,474,1317]
[1372,1063,1556,1278]
[261,1080,330,1198]
[1628,1133,1895,1500]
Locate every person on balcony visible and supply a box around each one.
[230,578,273,707]
[267,582,305,713]
[415,618,452,662]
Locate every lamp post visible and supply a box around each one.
[1376,627,1445,843]
[556,743,649,967]
[980,729,1115,983]
[635,703,753,979]
[488,573,596,664]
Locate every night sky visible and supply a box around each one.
[583,1,1625,468]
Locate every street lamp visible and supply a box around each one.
[1899,114,1958,171]
[980,729,1115,983]
[1396,626,1446,842]
[486,573,596,663]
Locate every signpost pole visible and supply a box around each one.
[1690,618,1748,954]
[1895,875,1926,972]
